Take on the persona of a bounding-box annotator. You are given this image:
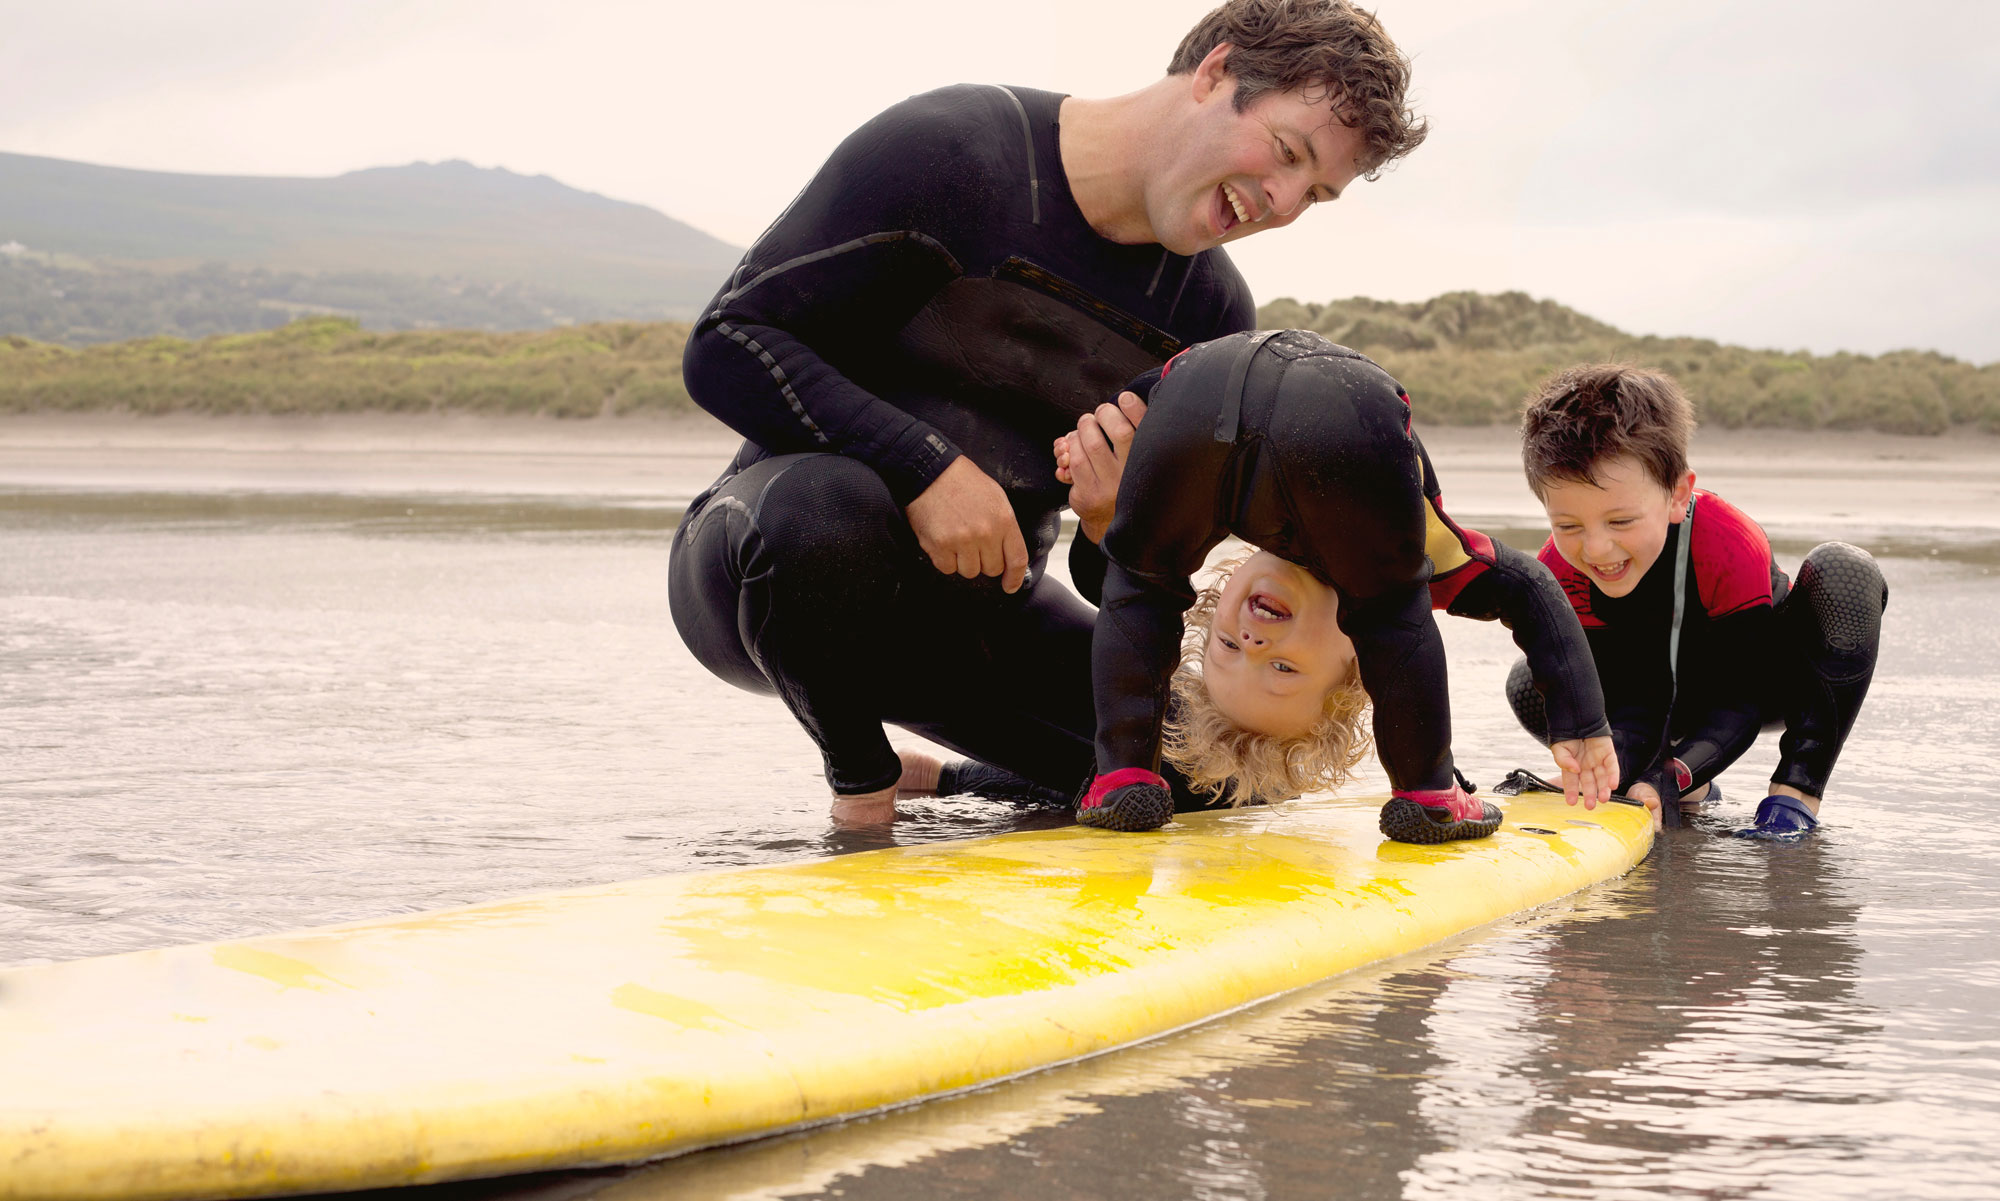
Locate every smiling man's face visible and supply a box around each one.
[1146,50,1368,255]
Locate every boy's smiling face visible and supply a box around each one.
[1541,454,1697,597]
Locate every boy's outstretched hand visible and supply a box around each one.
[1550,735,1618,811]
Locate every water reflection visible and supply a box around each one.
[314,834,1885,1201]
[469,830,1876,1201]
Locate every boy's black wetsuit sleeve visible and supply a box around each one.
[1419,443,1609,747]
[1090,379,1223,776]
[683,86,1254,509]
[1064,364,1163,608]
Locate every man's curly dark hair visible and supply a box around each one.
[1169,0,1428,178]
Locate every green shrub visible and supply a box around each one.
[2,295,1989,435]
[0,318,697,417]
[1257,292,1993,435]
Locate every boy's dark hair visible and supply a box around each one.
[1168,0,1427,178]
[1520,363,1695,498]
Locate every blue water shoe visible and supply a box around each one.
[1735,793,1819,841]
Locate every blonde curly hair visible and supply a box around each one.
[1163,551,1373,805]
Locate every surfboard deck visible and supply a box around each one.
[0,789,1650,1199]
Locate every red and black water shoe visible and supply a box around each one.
[1076,768,1174,832]
[1378,780,1502,845]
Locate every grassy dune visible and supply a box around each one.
[1259,292,2000,434]
[0,317,694,418]
[4,293,1995,434]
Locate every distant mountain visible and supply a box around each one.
[0,153,743,342]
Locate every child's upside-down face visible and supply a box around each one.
[1203,551,1358,737]
[1540,454,1697,598]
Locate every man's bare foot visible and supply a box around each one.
[896,750,943,796]
[830,784,898,828]
[828,753,945,827]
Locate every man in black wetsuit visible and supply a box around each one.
[671,0,1428,825]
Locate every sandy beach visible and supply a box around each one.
[2,411,1996,535]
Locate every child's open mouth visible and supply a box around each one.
[1248,592,1291,621]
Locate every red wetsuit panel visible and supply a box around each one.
[1688,491,1777,618]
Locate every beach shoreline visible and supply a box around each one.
[3,411,1996,533]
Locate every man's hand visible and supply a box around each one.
[905,456,1029,593]
[1625,780,1665,833]
[1550,735,1619,810]
[1052,391,1147,543]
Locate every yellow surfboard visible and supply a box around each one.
[0,789,1649,1199]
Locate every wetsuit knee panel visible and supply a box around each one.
[1505,656,1550,744]
[1794,541,1887,654]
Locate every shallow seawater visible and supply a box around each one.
[4,487,1997,1199]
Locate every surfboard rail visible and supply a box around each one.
[0,790,1649,1199]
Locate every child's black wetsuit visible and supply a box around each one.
[1507,491,1886,801]
[671,84,1253,796]
[1094,330,1610,794]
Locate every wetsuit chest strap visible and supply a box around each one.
[1669,498,1694,686]
[1214,330,1281,443]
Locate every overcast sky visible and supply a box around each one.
[3,0,1995,361]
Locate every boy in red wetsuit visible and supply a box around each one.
[1509,364,1888,838]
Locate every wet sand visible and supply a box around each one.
[2,412,1997,533]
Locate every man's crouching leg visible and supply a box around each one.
[672,453,921,825]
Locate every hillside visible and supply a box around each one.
[0,317,693,418]
[0,153,742,339]
[3,293,1994,434]
[1259,291,2000,434]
